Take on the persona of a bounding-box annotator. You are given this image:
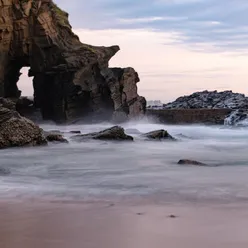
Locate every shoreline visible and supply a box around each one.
[0,198,248,248]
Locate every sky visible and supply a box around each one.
[19,0,248,103]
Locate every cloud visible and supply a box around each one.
[74,29,248,101]
[55,0,248,52]
[117,16,187,24]
[17,1,248,101]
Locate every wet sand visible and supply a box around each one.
[0,200,248,248]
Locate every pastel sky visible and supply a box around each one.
[19,0,248,102]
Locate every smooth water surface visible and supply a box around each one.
[1,121,248,203]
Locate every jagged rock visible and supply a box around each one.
[46,134,69,143]
[72,126,133,141]
[224,110,248,126]
[0,98,47,149]
[0,0,146,123]
[178,160,206,166]
[164,91,248,110]
[143,130,175,140]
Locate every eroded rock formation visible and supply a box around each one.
[143,130,175,141]
[0,0,146,123]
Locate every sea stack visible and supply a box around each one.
[0,0,146,123]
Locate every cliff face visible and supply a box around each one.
[0,0,146,122]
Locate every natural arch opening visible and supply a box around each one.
[15,67,37,120]
[18,67,34,98]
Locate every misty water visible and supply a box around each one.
[1,121,248,204]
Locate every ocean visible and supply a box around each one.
[1,120,248,204]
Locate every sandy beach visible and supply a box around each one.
[0,199,248,248]
[1,124,248,248]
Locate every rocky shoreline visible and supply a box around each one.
[148,90,248,126]
[0,2,247,150]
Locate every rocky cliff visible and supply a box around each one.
[0,0,146,123]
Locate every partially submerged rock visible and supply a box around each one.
[178,159,207,166]
[143,130,175,140]
[72,126,133,141]
[46,134,69,144]
[69,131,81,134]
[0,98,47,149]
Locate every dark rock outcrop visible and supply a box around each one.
[72,126,133,141]
[143,130,175,140]
[45,133,68,143]
[163,91,248,110]
[0,0,146,123]
[69,130,81,134]
[178,160,206,166]
[0,98,47,149]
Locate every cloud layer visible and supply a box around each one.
[56,0,248,51]
[18,1,248,102]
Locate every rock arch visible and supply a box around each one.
[0,0,146,122]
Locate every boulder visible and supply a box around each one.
[0,98,47,149]
[178,160,206,166]
[143,130,175,140]
[45,134,68,144]
[72,126,133,141]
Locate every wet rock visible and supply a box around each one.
[72,126,133,141]
[178,159,207,166]
[0,98,47,149]
[46,134,69,143]
[143,130,175,140]
[69,131,81,134]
